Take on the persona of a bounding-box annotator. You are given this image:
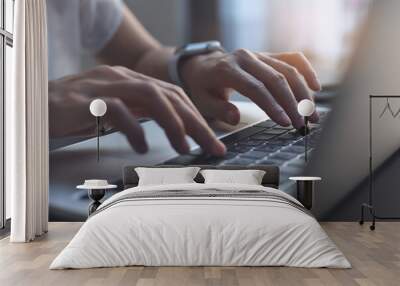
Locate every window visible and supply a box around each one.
[1,0,14,229]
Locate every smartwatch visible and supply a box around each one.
[168,41,225,88]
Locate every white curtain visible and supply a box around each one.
[8,0,49,242]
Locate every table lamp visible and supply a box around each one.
[89,99,107,162]
[297,99,315,162]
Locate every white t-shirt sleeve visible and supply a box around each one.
[79,0,123,53]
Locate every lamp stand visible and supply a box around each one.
[304,116,309,162]
[96,116,100,162]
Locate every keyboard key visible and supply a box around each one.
[283,145,305,154]
[225,158,256,165]
[278,131,301,139]
[266,139,292,146]
[250,134,277,140]
[241,150,270,159]
[258,158,285,165]
[221,126,264,144]
[254,144,281,152]
[223,152,238,160]
[228,144,253,153]
[293,139,305,146]
[238,139,264,147]
[255,120,276,129]
[269,152,298,160]
[275,125,295,130]
[264,129,288,135]
[216,151,238,160]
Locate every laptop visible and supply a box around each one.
[50,0,399,221]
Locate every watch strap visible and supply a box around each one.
[168,41,225,88]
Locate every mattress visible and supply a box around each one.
[50,183,351,269]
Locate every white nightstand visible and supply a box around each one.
[77,180,117,215]
[289,177,322,210]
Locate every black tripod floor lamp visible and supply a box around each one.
[359,95,400,230]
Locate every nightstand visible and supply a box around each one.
[289,177,321,210]
[77,180,117,215]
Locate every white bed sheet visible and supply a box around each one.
[50,183,350,269]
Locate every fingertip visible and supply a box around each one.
[212,140,227,156]
[311,77,322,91]
[292,118,305,130]
[290,112,306,129]
[179,139,191,154]
[312,85,321,92]
[136,145,148,154]
[275,111,292,127]
[132,141,148,154]
[125,133,148,154]
[227,108,241,125]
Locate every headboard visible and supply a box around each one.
[123,165,280,189]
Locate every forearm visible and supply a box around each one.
[134,46,174,82]
[96,4,174,82]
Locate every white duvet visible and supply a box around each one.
[50,183,350,269]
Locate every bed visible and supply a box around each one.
[50,165,350,269]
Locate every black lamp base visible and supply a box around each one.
[296,181,314,210]
[87,189,105,215]
[359,203,376,230]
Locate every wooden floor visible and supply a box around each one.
[0,222,399,286]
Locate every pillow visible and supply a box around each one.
[200,169,266,185]
[135,167,201,186]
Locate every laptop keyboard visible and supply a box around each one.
[165,111,328,190]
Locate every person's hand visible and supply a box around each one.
[49,65,226,156]
[180,50,321,129]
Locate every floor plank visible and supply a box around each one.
[0,222,399,286]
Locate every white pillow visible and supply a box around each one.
[200,169,266,185]
[135,167,201,186]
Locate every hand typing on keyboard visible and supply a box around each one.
[181,50,321,129]
[48,3,320,157]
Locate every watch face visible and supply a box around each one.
[176,41,222,55]
[185,42,209,52]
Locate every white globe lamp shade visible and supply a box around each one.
[90,99,107,117]
[297,99,315,117]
